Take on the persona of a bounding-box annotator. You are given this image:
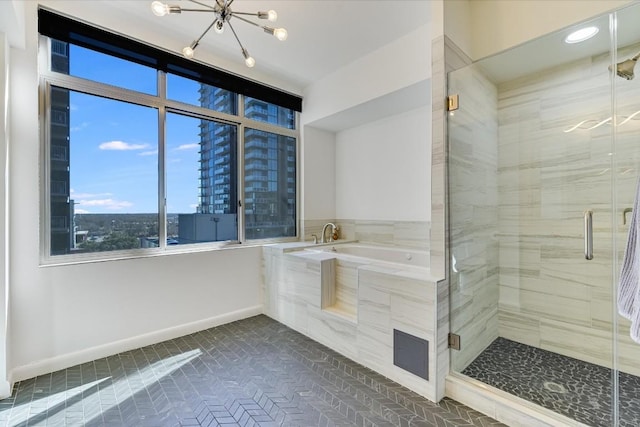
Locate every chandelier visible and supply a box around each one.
[150,0,288,68]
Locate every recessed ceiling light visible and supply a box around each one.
[565,26,599,44]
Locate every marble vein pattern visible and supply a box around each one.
[262,243,439,402]
[495,44,640,375]
[300,219,430,251]
[447,40,640,380]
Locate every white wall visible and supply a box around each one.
[302,19,431,226]
[7,1,263,384]
[0,1,25,49]
[0,32,11,397]
[335,106,431,222]
[301,126,335,220]
[302,24,431,127]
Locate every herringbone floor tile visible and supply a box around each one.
[0,315,504,426]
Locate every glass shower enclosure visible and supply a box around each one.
[448,3,640,426]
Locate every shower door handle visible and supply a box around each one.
[584,210,593,260]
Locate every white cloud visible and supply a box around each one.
[139,150,158,156]
[76,199,133,210]
[75,208,90,214]
[71,122,90,132]
[99,141,150,151]
[70,190,113,200]
[71,190,133,211]
[175,143,199,151]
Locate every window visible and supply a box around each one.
[244,129,296,239]
[245,97,295,129]
[39,9,301,261]
[166,113,238,244]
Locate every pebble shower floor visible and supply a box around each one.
[463,337,640,427]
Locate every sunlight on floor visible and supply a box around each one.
[8,349,202,427]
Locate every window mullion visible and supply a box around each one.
[238,121,245,244]
[158,70,167,250]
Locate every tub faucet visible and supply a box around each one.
[321,222,337,244]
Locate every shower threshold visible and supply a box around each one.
[461,337,640,427]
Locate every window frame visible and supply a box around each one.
[38,35,300,265]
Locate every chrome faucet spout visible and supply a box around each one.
[321,222,337,244]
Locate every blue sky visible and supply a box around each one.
[68,45,205,214]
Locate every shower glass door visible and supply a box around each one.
[613,4,640,427]
[448,5,640,425]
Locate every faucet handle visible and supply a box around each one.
[311,234,318,244]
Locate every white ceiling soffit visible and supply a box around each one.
[476,2,640,84]
[105,0,431,90]
[309,79,430,132]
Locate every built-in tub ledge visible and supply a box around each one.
[281,241,434,323]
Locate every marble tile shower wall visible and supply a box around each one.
[301,219,430,250]
[448,64,500,372]
[496,44,640,375]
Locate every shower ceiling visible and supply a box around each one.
[477,4,640,84]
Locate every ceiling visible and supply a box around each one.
[105,0,431,90]
[476,2,640,84]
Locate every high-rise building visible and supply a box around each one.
[196,88,296,240]
[49,40,72,255]
[197,86,237,216]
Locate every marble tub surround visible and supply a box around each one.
[300,219,430,250]
[262,241,440,401]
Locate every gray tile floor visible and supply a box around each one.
[0,315,503,427]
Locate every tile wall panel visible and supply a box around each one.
[496,43,640,375]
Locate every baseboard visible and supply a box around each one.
[10,305,263,385]
[445,374,590,427]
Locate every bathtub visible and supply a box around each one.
[307,243,429,268]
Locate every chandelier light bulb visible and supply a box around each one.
[242,48,255,67]
[182,46,195,59]
[153,1,288,66]
[151,0,169,16]
[274,28,288,41]
[214,19,225,34]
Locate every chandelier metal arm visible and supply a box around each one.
[232,14,261,29]
[187,0,216,10]
[179,8,219,12]
[192,18,218,47]
[152,0,285,67]
[226,20,246,52]
[232,12,262,17]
